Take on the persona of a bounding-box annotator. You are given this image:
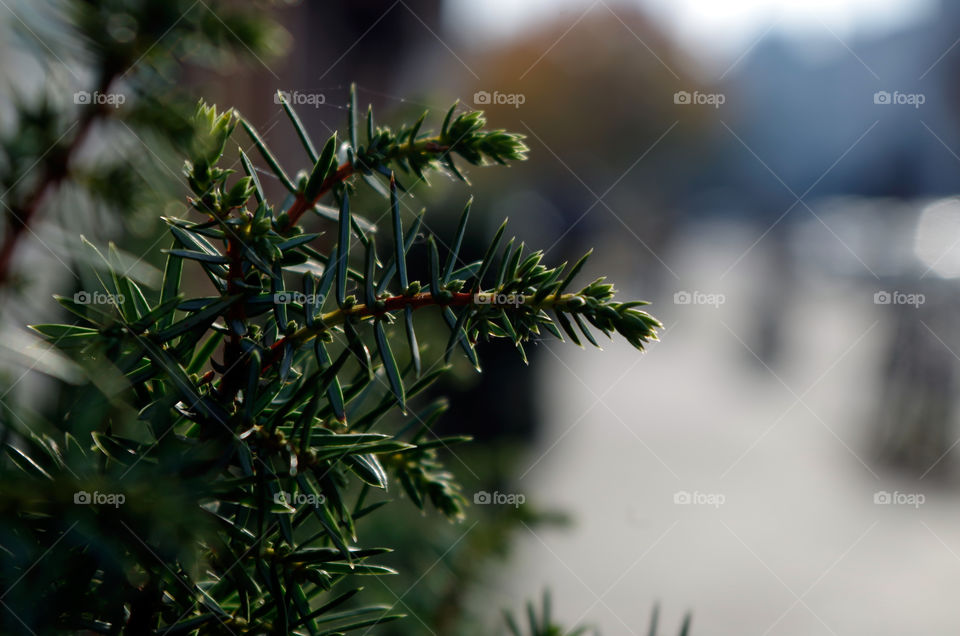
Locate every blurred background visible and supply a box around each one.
[6,0,960,633]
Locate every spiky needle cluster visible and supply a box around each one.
[17,85,660,634]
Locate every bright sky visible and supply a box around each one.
[445,0,938,57]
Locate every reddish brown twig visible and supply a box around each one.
[261,291,477,371]
[282,162,356,229]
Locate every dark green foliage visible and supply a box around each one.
[2,91,661,633]
[0,5,666,632]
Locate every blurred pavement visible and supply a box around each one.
[483,220,960,635]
